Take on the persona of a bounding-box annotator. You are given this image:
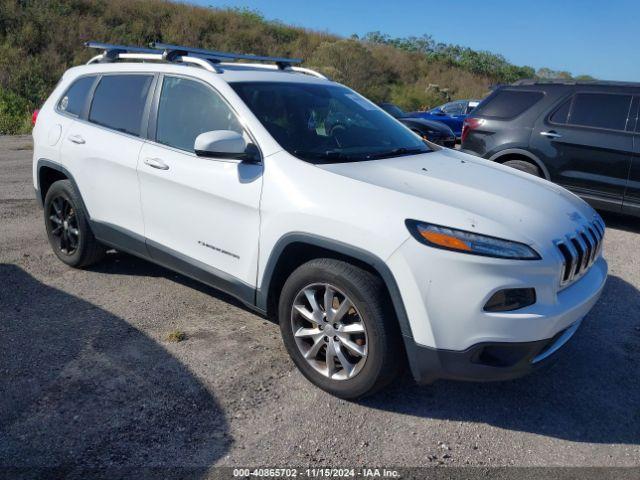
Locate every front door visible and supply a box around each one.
[137,75,263,302]
[530,91,634,212]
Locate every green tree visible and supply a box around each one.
[0,0,591,133]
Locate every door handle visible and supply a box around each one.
[540,131,562,139]
[143,157,170,170]
[68,134,85,144]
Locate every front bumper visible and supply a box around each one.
[387,234,607,383]
[406,318,584,384]
[427,134,456,148]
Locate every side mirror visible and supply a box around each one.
[432,108,446,116]
[194,130,260,163]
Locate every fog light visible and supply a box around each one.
[483,288,536,312]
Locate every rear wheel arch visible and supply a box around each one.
[37,160,90,216]
[38,164,68,206]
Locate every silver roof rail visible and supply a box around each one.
[150,42,302,69]
[216,62,327,79]
[85,42,220,72]
[84,41,325,78]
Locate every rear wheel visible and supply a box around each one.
[279,258,402,399]
[503,159,543,177]
[44,179,105,268]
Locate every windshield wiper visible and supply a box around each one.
[293,149,357,162]
[366,147,430,160]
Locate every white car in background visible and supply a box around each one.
[32,42,607,398]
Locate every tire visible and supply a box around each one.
[44,179,106,268]
[503,159,543,177]
[278,258,403,399]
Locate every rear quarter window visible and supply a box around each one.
[474,89,544,119]
[57,76,96,117]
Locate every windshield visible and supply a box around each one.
[230,82,431,163]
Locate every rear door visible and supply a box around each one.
[624,96,640,216]
[137,74,263,300]
[530,91,634,211]
[60,73,154,244]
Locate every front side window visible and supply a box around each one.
[89,75,153,137]
[156,76,243,152]
[442,102,464,115]
[58,76,96,117]
[567,93,632,131]
[231,82,430,163]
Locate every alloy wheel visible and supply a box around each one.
[48,196,80,255]
[290,283,368,380]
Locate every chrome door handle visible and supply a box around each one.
[143,157,169,170]
[540,131,562,139]
[68,134,85,144]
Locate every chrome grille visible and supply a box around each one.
[555,217,605,288]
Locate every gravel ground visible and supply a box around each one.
[1,135,639,475]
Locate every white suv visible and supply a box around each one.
[32,43,607,398]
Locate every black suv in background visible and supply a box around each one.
[461,81,640,217]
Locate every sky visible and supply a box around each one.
[192,0,638,81]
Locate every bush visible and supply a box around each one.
[389,84,447,112]
[0,88,31,135]
[310,40,390,102]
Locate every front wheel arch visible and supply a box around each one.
[489,149,550,180]
[258,235,413,339]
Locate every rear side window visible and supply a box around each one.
[155,76,243,152]
[567,93,632,131]
[89,75,153,136]
[57,76,95,117]
[475,90,544,119]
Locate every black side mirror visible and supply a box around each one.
[240,143,261,164]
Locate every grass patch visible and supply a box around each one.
[165,330,186,343]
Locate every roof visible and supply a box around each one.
[511,79,640,88]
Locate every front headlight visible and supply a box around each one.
[406,220,541,260]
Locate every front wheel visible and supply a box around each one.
[278,258,403,399]
[503,159,543,177]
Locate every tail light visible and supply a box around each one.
[461,117,484,143]
[31,109,40,126]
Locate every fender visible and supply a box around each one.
[488,148,551,180]
[256,233,436,382]
[257,232,414,340]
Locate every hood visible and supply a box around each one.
[316,148,597,247]
[399,117,454,135]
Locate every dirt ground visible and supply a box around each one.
[1,135,639,476]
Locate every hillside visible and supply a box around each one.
[0,0,569,134]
